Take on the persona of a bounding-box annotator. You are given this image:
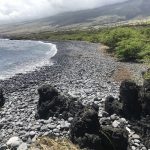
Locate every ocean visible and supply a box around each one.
[0,39,57,80]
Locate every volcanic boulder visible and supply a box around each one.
[131,116,150,149]
[119,80,141,119]
[35,85,84,120]
[70,104,128,150]
[102,126,128,150]
[139,79,150,116]
[70,104,102,149]
[0,88,5,107]
[105,96,122,115]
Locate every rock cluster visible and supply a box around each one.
[139,79,150,116]
[105,79,150,119]
[130,116,150,148]
[35,84,84,120]
[70,104,128,150]
[105,79,150,149]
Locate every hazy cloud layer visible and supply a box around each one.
[0,0,127,23]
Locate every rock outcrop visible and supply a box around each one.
[105,96,122,115]
[102,127,128,150]
[70,104,128,150]
[104,78,150,149]
[70,104,102,150]
[35,85,84,120]
[131,116,150,149]
[119,80,141,119]
[0,88,5,107]
[105,80,142,119]
[139,79,150,116]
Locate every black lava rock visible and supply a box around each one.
[70,104,128,150]
[70,104,103,150]
[0,88,5,107]
[102,126,128,150]
[131,116,150,149]
[35,84,84,120]
[104,78,150,149]
[105,79,150,119]
[139,79,150,116]
[105,96,122,115]
[119,80,141,119]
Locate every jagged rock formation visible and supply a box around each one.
[35,85,84,120]
[139,79,150,116]
[70,104,102,149]
[102,127,128,150]
[105,80,143,120]
[105,79,150,119]
[105,77,150,149]
[119,80,141,119]
[70,104,128,150]
[105,96,122,116]
[131,116,150,149]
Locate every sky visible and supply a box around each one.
[0,0,127,23]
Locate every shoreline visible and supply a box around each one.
[0,39,57,81]
[0,41,148,148]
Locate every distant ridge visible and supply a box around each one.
[41,0,150,26]
[0,0,150,35]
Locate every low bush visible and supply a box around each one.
[115,38,144,61]
[139,44,150,63]
[99,27,142,50]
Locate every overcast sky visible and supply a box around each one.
[0,0,127,23]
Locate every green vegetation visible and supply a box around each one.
[143,70,150,80]
[13,25,150,63]
[115,38,144,61]
[97,27,150,62]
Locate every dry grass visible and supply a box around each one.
[29,137,80,150]
[98,44,117,59]
[113,66,133,82]
[98,44,109,54]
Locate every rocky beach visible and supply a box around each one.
[0,41,149,150]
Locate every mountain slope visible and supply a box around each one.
[0,0,150,35]
[43,0,150,26]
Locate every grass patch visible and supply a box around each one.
[29,137,80,150]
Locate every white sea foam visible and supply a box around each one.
[0,39,58,80]
[38,41,58,58]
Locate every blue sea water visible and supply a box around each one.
[0,39,57,79]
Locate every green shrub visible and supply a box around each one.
[115,38,144,61]
[140,28,150,38]
[139,44,150,63]
[100,27,142,51]
[89,35,100,43]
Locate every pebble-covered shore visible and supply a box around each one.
[0,41,148,149]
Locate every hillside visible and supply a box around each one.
[0,0,150,35]
[42,0,150,26]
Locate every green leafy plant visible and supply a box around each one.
[115,38,144,61]
[138,44,150,63]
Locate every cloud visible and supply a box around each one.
[0,0,127,23]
